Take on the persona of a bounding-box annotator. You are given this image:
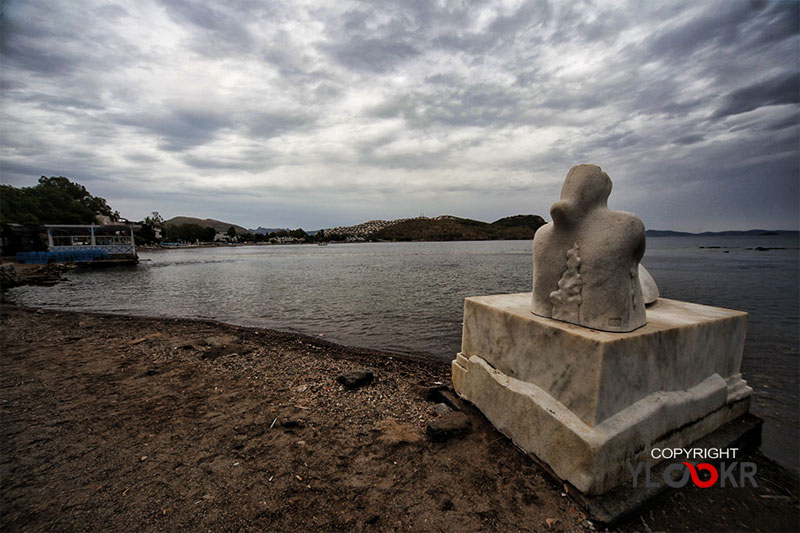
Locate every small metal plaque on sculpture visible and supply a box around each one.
[532,164,655,332]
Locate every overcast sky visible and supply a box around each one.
[1,0,798,231]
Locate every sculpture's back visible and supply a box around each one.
[532,164,646,332]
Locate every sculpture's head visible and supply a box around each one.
[551,164,612,225]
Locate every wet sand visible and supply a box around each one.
[1,305,797,532]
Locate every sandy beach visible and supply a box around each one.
[1,305,798,532]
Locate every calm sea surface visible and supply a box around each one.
[7,236,799,471]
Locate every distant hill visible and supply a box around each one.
[646,229,799,237]
[325,217,426,239]
[371,215,544,241]
[165,216,248,234]
[491,215,547,231]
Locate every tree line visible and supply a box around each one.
[1,177,324,246]
[1,177,118,225]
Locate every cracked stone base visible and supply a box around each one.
[452,293,752,495]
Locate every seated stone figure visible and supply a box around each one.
[532,164,646,332]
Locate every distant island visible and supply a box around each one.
[330,214,546,242]
[161,214,547,243]
[645,229,798,237]
[165,214,796,244]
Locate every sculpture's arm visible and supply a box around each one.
[550,200,573,228]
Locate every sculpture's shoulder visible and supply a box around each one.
[594,209,645,240]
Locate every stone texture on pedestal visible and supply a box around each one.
[462,293,748,426]
[452,293,751,495]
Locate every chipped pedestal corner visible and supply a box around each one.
[451,292,753,496]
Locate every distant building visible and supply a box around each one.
[271,236,299,244]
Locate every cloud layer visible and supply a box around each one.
[1,0,797,231]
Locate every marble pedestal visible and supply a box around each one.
[451,293,751,495]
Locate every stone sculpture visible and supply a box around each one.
[452,163,754,498]
[532,164,647,332]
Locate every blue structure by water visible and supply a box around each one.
[16,249,109,264]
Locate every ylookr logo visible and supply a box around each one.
[627,447,758,489]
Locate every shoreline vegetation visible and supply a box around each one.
[1,305,798,532]
[2,177,796,251]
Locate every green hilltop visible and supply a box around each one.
[371,215,546,241]
[164,216,249,235]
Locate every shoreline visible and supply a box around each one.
[2,304,798,531]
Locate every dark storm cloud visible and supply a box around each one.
[371,82,529,128]
[94,4,129,20]
[766,113,800,132]
[319,0,500,72]
[644,1,766,61]
[659,99,705,117]
[713,71,800,118]
[0,157,111,192]
[0,160,55,181]
[432,0,551,53]
[159,0,258,57]
[319,6,423,73]
[356,141,452,171]
[747,0,800,46]
[325,38,420,73]
[1,2,141,78]
[15,92,106,112]
[1,39,82,76]
[182,154,271,171]
[114,109,233,152]
[673,134,705,145]
[125,152,161,164]
[262,39,322,80]
[180,146,279,171]
[485,0,552,38]
[0,0,797,230]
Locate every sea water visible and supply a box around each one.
[7,235,798,472]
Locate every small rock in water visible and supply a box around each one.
[426,412,471,442]
[336,369,374,390]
